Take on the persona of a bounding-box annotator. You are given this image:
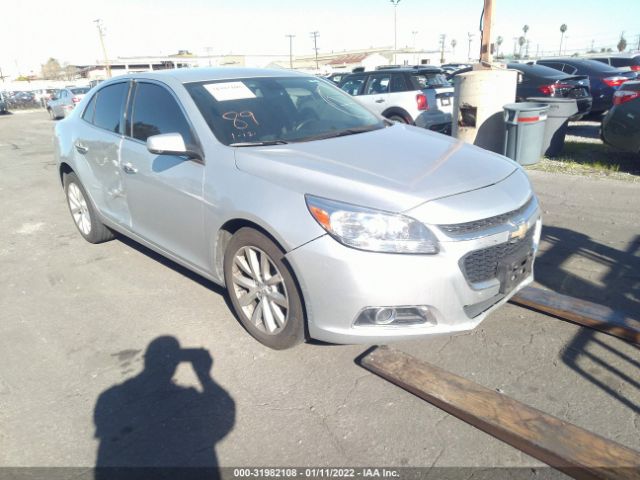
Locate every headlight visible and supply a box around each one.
[305,195,439,254]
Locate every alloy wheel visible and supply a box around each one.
[230,246,289,335]
[67,182,91,236]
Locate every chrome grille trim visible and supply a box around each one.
[438,196,535,238]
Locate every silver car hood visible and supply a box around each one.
[235,124,517,212]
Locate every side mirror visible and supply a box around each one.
[146,133,202,160]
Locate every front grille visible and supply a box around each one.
[439,197,533,237]
[461,228,535,284]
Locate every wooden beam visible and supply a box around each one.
[358,346,640,480]
[480,0,494,63]
[511,287,640,345]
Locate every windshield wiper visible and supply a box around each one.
[229,140,289,147]
[298,125,382,142]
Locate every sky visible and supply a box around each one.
[1,0,639,76]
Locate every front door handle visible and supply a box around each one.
[74,142,89,154]
[122,162,138,174]
[375,98,385,103]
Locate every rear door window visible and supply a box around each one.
[129,82,195,146]
[93,82,129,134]
[365,75,391,95]
[82,93,97,123]
[390,74,408,92]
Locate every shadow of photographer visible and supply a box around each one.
[94,336,235,480]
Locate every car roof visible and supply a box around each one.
[589,52,640,59]
[121,67,308,84]
[537,58,622,73]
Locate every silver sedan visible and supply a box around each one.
[54,68,541,349]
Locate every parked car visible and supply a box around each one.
[47,87,90,119]
[590,53,640,73]
[449,63,593,119]
[6,91,38,109]
[32,88,60,106]
[534,58,635,113]
[338,67,454,134]
[601,80,640,153]
[54,68,541,349]
[0,92,8,113]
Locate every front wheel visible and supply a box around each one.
[63,172,114,244]
[223,228,305,349]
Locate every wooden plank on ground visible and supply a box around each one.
[510,286,640,345]
[357,346,640,480]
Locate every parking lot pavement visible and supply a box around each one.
[1,111,638,470]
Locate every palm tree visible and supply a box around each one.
[450,38,457,56]
[496,36,503,58]
[617,32,627,52]
[559,24,567,55]
[523,25,529,38]
[518,36,526,58]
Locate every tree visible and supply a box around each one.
[559,24,567,56]
[523,25,529,37]
[63,64,79,81]
[496,36,503,58]
[41,58,63,80]
[518,36,526,58]
[617,32,627,52]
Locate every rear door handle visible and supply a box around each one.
[74,142,88,154]
[122,162,138,174]
[375,99,385,103]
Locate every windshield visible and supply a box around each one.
[71,87,90,95]
[185,76,384,146]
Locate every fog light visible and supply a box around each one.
[354,306,436,327]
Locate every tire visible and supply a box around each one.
[63,172,114,244]
[223,228,305,349]
[388,114,409,124]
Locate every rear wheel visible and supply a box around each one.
[48,108,56,120]
[224,228,305,349]
[63,172,114,244]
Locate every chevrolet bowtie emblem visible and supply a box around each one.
[508,221,529,241]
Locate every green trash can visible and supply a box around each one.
[526,97,578,157]
[503,102,549,165]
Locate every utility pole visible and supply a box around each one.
[94,19,111,78]
[636,34,640,51]
[479,0,494,63]
[285,34,295,69]
[0,66,4,83]
[205,47,213,67]
[439,34,446,64]
[467,33,475,62]
[310,31,320,71]
[390,0,401,51]
[412,30,418,50]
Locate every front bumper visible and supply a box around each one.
[286,207,542,344]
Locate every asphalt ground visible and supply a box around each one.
[1,111,638,476]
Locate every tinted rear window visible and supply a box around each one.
[610,57,640,67]
[93,83,128,134]
[411,73,450,89]
[509,63,566,79]
[71,87,90,95]
[569,60,624,74]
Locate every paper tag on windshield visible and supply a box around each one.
[204,82,256,101]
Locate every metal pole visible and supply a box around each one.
[286,35,295,69]
[468,33,475,61]
[94,19,111,79]
[480,0,494,63]
[310,31,320,71]
[390,0,401,51]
